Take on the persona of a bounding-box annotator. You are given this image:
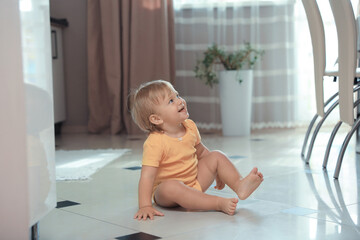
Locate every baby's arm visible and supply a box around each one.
[134,165,164,220]
[195,142,210,160]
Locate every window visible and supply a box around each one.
[174,0,296,10]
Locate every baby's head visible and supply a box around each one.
[130,80,178,133]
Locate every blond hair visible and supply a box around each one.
[130,80,177,133]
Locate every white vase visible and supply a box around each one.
[219,70,253,136]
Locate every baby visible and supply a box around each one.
[130,80,263,220]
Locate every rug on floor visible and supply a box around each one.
[55,149,129,181]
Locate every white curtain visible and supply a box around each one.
[174,0,302,131]
[173,0,359,131]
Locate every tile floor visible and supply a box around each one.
[39,127,360,240]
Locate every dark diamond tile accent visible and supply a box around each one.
[251,138,265,141]
[56,200,80,209]
[125,166,142,170]
[115,232,161,240]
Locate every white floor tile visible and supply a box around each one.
[39,208,136,240]
[38,128,360,239]
[161,212,360,240]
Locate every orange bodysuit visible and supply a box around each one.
[142,119,203,196]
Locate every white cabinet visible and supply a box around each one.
[51,24,67,125]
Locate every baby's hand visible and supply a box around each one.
[214,175,225,190]
[134,206,164,220]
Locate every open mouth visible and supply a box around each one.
[178,106,185,112]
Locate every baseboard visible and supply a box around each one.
[61,125,88,134]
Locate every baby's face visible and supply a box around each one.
[154,91,189,126]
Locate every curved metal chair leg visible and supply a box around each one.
[305,100,339,163]
[301,114,319,159]
[333,98,360,178]
[302,85,360,164]
[301,92,339,159]
[323,120,342,168]
[334,118,360,178]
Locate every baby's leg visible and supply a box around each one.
[197,151,263,200]
[154,180,238,215]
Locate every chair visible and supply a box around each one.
[301,0,339,163]
[330,0,358,126]
[329,0,360,178]
[301,0,360,173]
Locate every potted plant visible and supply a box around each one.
[194,43,264,87]
[194,43,264,136]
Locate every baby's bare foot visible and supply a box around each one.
[237,167,263,200]
[217,197,238,215]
